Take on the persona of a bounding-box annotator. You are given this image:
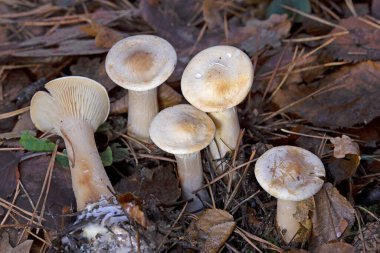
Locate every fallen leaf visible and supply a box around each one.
[353,221,380,252]
[80,22,124,48]
[0,151,21,199]
[70,57,116,91]
[310,183,355,250]
[202,0,223,30]
[330,135,360,159]
[0,232,32,253]
[325,17,380,62]
[187,209,236,253]
[115,165,181,205]
[292,197,314,243]
[19,131,55,152]
[273,61,380,128]
[327,154,360,184]
[314,241,354,253]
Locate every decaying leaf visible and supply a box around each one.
[353,221,380,252]
[330,135,360,159]
[327,135,361,183]
[115,165,181,205]
[325,16,380,62]
[314,241,354,253]
[117,193,147,228]
[0,151,21,199]
[293,197,315,243]
[80,22,124,48]
[273,61,380,128]
[0,232,32,253]
[187,209,236,253]
[310,183,355,250]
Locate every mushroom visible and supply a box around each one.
[254,145,326,243]
[181,45,253,178]
[149,104,215,212]
[30,76,113,211]
[105,35,177,143]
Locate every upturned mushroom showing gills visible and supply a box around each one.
[105,35,177,143]
[181,45,253,178]
[149,104,215,212]
[254,145,326,243]
[30,76,113,211]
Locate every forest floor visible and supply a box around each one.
[0,0,379,252]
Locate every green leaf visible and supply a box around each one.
[19,131,55,152]
[266,0,311,22]
[110,143,128,162]
[56,150,70,168]
[100,146,113,166]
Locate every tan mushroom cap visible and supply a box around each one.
[30,76,110,135]
[105,35,177,91]
[181,45,253,112]
[149,104,215,155]
[255,146,325,201]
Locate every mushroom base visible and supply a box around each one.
[175,152,210,212]
[208,107,240,180]
[127,89,158,143]
[276,199,300,243]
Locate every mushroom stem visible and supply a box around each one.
[175,152,210,212]
[62,120,114,211]
[276,199,300,243]
[208,107,240,176]
[127,89,158,143]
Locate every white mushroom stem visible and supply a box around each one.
[61,120,114,211]
[174,152,210,212]
[276,199,300,243]
[208,107,240,176]
[127,89,158,143]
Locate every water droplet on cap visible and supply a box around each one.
[226,53,232,58]
[195,73,202,79]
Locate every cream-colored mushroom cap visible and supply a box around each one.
[149,104,215,155]
[105,35,177,91]
[255,146,325,201]
[30,76,110,135]
[181,45,253,112]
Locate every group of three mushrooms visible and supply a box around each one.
[29,34,326,245]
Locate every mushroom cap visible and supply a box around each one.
[181,45,253,112]
[30,76,110,136]
[149,104,215,155]
[254,146,325,201]
[105,35,177,91]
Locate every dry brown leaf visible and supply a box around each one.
[325,16,380,62]
[330,135,360,159]
[292,197,314,243]
[0,151,21,199]
[310,183,355,250]
[273,61,380,128]
[314,241,354,253]
[70,57,116,91]
[187,209,236,253]
[0,232,32,253]
[202,0,224,30]
[353,221,380,252]
[327,154,360,184]
[80,22,124,48]
[115,165,181,205]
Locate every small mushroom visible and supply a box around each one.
[149,104,215,212]
[105,35,177,143]
[181,45,253,177]
[254,145,326,243]
[30,76,113,211]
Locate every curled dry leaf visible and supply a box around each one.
[325,17,380,62]
[330,135,360,159]
[115,165,181,205]
[110,84,183,114]
[273,61,380,128]
[0,232,32,253]
[310,183,355,250]
[187,209,236,253]
[314,241,354,253]
[353,221,380,252]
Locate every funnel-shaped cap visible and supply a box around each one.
[30,76,110,135]
[105,35,177,91]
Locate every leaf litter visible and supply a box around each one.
[0,0,380,252]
